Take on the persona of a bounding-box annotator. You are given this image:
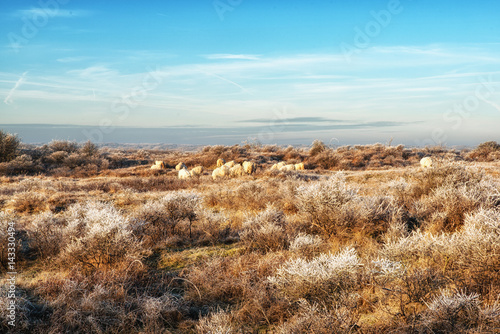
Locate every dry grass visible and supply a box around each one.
[0,142,499,333]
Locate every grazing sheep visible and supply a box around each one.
[178,168,191,179]
[420,157,433,168]
[243,161,257,174]
[280,164,296,172]
[230,164,245,177]
[217,158,226,167]
[220,165,230,176]
[212,165,230,180]
[151,161,166,170]
[211,168,218,180]
[175,162,187,171]
[295,162,305,171]
[271,161,286,170]
[190,166,204,177]
[224,160,235,168]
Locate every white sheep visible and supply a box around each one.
[216,158,226,167]
[178,168,191,179]
[151,161,166,170]
[175,162,187,171]
[271,161,286,170]
[224,160,235,168]
[212,165,230,180]
[280,164,296,172]
[295,162,305,171]
[190,166,204,177]
[242,161,256,174]
[230,164,245,177]
[420,157,433,168]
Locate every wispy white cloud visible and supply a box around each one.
[2,44,499,130]
[203,54,261,60]
[67,66,118,79]
[56,56,91,63]
[4,71,28,105]
[15,8,92,18]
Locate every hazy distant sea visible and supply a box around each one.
[0,124,478,148]
[1,124,314,145]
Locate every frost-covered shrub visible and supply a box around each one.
[196,209,231,245]
[417,175,500,232]
[49,140,78,153]
[297,174,400,238]
[420,290,484,332]
[60,201,142,270]
[289,233,323,258]
[268,247,361,303]
[382,208,500,295]
[132,191,201,245]
[47,151,68,164]
[0,130,20,162]
[196,310,236,334]
[28,211,66,258]
[8,191,48,213]
[240,207,288,252]
[295,174,358,236]
[139,294,183,332]
[277,300,359,334]
[453,208,500,292]
[370,258,404,278]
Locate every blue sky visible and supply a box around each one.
[1,0,500,146]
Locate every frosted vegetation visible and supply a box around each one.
[0,138,499,332]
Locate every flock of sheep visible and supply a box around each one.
[150,158,261,180]
[270,161,305,172]
[150,155,433,180]
[211,158,257,180]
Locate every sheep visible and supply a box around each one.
[178,168,191,179]
[280,164,296,172]
[216,158,226,167]
[212,165,230,180]
[151,161,166,170]
[242,161,256,174]
[230,164,245,177]
[271,161,286,170]
[190,166,204,177]
[420,157,433,168]
[175,162,187,171]
[295,162,305,171]
[224,160,235,168]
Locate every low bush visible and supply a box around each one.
[28,211,66,259]
[418,290,500,333]
[8,191,49,214]
[196,310,237,334]
[277,300,359,334]
[131,191,201,246]
[267,247,362,304]
[60,201,144,271]
[240,207,288,252]
[0,130,20,163]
